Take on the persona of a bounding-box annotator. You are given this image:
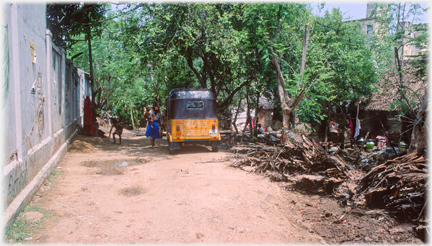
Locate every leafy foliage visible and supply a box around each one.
[47,3,109,47]
[63,3,391,129]
[370,2,428,116]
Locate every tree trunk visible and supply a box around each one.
[232,98,241,134]
[186,47,206,88]
[254,88,260,137]
[130,104,135,129]
[408,92,428,155]
[88,30,96,122]
[241,90,250,143]
[394,47,414,116]
[272,22,310,131]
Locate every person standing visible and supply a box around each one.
[152,106,164,139]
[145,106,160,149]
[249,116,255,135]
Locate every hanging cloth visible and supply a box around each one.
[83,96,94,136]
[354,118,361,138]
[348,119,354,138]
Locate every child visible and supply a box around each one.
[145,106,160,149]
[258,123,265,134]
[109,119,123,144]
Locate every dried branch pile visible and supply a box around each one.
[229,133,428,223]
[229,135,363,195]
[359,152,427,222]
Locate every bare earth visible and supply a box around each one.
[28,126,422,244]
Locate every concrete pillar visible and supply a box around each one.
[45,29,53,137]
[9,3,23,162]
[61,48,66,130]
[0,3,7,164]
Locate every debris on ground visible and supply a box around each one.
[229,134,362,197]
[68,139,97,153]
[226,130,428,241]
[359,152,427,223]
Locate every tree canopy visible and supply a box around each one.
[47,3,109,47]
[46,2,427,130]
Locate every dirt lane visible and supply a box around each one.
[29,128,324,244]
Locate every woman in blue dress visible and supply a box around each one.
[145,106,160,148]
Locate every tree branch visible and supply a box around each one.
[218,77,253,110]
[58,4,97,26]
[186,46,204,87]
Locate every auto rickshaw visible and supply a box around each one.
[165,88,221,154]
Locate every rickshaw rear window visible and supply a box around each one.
[186,101,204,109]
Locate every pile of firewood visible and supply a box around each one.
[229,134,363,195]
[359,152,427,222]
[229,131,428,223]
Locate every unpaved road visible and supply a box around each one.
[30,127,323,244]
[27,127,422,244]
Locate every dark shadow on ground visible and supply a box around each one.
[74,127,223,161]
[170,144,212,155]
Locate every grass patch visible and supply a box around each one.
[45,170,63,186]
[119,184,145,197]
[5,205,55,243]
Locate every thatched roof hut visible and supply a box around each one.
[359,64,427,142]
[365,65,427,112]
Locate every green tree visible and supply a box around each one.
[69,8,153,127]
[66,3,380,132]
[115,3,254,114]
[46,3,108,48]
[295,8,377,127]
[242,4,377,130]
[371,2,428,116]
[370,2,428,153]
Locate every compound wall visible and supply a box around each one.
[2,3,92,228]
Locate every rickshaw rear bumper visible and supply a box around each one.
[169,142,181,150]
[168,140,221,150]
[210,141,221,148]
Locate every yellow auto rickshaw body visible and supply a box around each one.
[165,89,221,153]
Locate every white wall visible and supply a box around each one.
[2,3,91,227]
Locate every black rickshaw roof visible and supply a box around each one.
[168,88,216,100]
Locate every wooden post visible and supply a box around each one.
[87,30,96,123]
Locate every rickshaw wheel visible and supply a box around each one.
[169,149,175,155]
[211,147,219,152]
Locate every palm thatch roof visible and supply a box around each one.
[365,64,427,111]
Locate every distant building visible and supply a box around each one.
[348,2,427,60]
[347,2,382,36]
